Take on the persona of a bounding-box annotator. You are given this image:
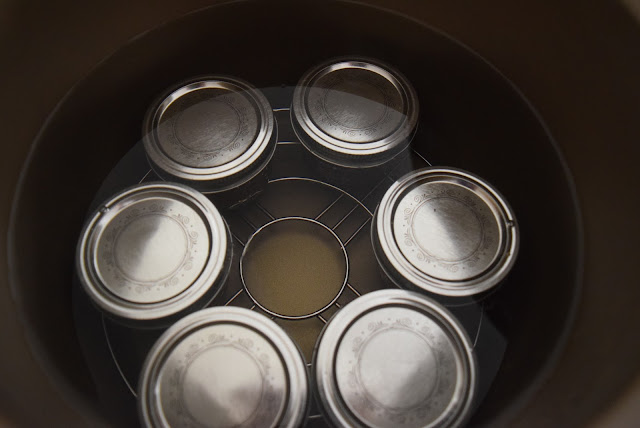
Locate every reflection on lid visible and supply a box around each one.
[77,182,230,323]
[139,308,308,428]
[374,167,519,297]
[143,77,276,191]
[292,59,419,168]
[314,290,477,428]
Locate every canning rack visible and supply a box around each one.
[77,88,504,428]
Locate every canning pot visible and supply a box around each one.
[1,1,639,427]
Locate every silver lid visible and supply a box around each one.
[292,58,419,168]
[77,182,230,322]
[143,77,276,192]
[138,307,308,428]
[314,290,477,428]
[373,167,519,297]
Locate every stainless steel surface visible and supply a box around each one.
[373,168,519,297]
[292,59,418,168]
[77,182,230,322]
[240,216,349,319]
[138,307,308,428]
[143,77,276,192]
[314,289,477,428]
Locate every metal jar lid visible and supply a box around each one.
[76,182,231,323]
[291,58,419,168]
[138,307,309,428]
[143,76,276,192]
[314,289,477,428]
[373,167,519,297]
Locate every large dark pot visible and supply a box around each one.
[1,1,639,426]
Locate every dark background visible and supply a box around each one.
[1,1,639,427]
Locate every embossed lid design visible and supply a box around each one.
[292,58,418,168]
[373,167,519,297]
[143,76,276,192]
[138,307,309,428]
[76,182,230,322]
[314,290,477,428]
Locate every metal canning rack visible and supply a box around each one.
[84,90,499,428]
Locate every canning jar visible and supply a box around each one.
[76,182,232,326]
[291,58,419,183]
[372,167,519,304]
[138,307,309,428]
[314,289,477,428]
[143,76,277,206]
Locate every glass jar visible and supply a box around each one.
[291,58,419,185]
[372,167,519,304]
[143,76,277,207]
[76,182,231,326]
[138,307,309,428]
[314,289,477,427]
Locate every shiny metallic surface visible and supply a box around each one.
[143,77,276,192]
[77,182,230,322]
[314,290,477,428]
[373,167,519,297]
[138,307,308,428]
[292,59,418,168]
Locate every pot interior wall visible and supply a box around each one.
[8,1,581,426]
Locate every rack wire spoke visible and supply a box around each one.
[362,173,391,202]
[412,148,433,167]
[346,282,362,297]
[315,194,344,221]
[254,201,276,221]
[343,217,372,247]
[140,169,153,182]
[332,204,360,231]
[230,231,245,247]
[224,288,245,306]
[239,214,258,230]
[473,304,485,349]
[102,317,138,397]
